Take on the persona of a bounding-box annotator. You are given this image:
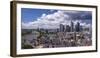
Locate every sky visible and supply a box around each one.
[21,8,92,29]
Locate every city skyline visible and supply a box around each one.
[21,8,92,29]
[37,21,84,32]
[21,8,92,49]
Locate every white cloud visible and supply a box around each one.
[22,10,91,29]
[81,22,91,28]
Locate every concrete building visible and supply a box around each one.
[60,24,65,32]
[71,21,74,32]
[65,25,71,32]
[75,22,80,32]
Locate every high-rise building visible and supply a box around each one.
[65,25,71,32]
[75,22,80,32]
[60,24,65,32]
[71,21,74,32]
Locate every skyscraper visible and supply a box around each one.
[60,24,65,32]
[65,25,71,32]
[75,22,80,32]
[71,21,74,32]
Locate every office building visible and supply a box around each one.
[75,22,80,32]
[71,21,74,32]
[60,24,65,32]
[65,25,71,32]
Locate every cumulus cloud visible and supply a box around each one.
[22,10,92,29]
